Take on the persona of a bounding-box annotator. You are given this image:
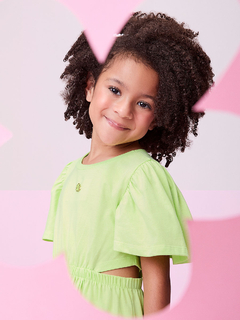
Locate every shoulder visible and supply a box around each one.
[121,149,168,178]
[51,159,78,192]
[129,155,175,190]
[125,155,186,210]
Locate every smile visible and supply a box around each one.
[104,116,129,131]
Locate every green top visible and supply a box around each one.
[43,149,192,272]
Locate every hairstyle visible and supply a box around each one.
[60,11,214,167]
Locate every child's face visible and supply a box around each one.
[86,56,158,149]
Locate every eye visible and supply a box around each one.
[137,101,152,110]
[109,86,121,95]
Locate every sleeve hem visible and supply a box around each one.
[42,231,54,242]
[114,240,190,264]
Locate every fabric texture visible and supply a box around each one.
[43,149,192,317]
[70,266,143,317]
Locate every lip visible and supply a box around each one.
[104,116,129,131]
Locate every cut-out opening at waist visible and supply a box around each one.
[101,265,140,278]
[70,266,143,289]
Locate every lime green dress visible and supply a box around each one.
[43,149,192,317]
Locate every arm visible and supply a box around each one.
[140,255,171,316]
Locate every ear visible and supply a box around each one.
[85,73,95,102]
[148,119,156,131]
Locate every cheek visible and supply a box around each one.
[142,113,155,128]
[88,102,94,124]
[93,91,111,112]
[89,95,111,125]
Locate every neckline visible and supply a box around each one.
[78,149,147,169]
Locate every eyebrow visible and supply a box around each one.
[106,78,127,89]
[141,94,156,103]
[106,78,156,103]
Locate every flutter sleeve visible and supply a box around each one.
[42,161,74,242]
[114,160,192,264]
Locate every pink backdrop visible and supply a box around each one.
[0,0,240,319]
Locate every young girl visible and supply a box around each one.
[43,12,214,318]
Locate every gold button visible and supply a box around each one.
[76,183,81,192]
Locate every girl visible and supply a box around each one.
[43,12,214,318]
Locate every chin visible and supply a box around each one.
[102,140,126,147]
[98,134,126,146]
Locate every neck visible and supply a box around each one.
[84,130,141,165]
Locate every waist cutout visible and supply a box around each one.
[70,266,143,289]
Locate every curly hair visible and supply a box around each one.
[60,12,214,167]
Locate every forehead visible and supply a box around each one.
[99,56,159,94]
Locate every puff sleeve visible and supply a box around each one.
[42,161,74,242]
[114,160,192,264]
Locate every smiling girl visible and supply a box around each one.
[85,57,158,161]
[43,12,214,317]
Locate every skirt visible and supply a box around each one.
[70,266,144,318]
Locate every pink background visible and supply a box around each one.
[0,0,240,318]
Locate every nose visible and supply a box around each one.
[113,99,133,119]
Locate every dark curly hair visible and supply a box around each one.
[60,12,214,167]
